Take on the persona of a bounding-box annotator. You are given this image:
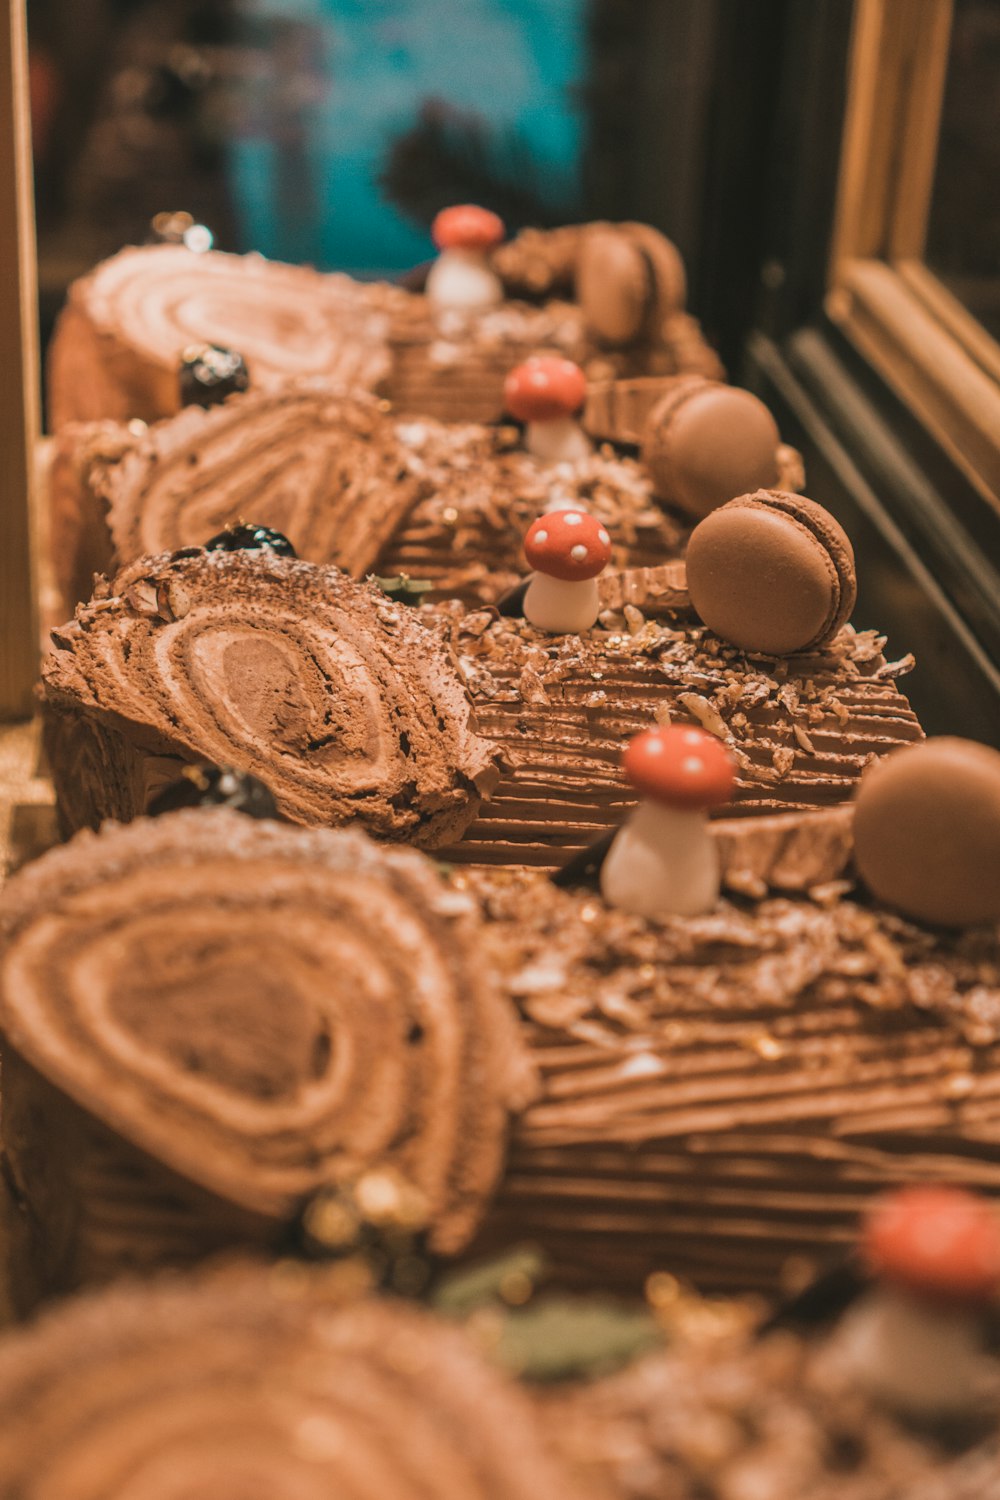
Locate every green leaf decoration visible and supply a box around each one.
[431,1245,662,1384]
[488,1296,663,1384]
[368,574,434,606]
[432,1245,547,1317]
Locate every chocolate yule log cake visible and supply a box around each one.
[0,811,533,1307]
[52,355,804,618]
[377,368,804,608]
[468,738,1000,1294]
[381,212,722,424]
[431,491,921,866]
[40,547,502,842]
[47,214,722,430]
[46,242,397,428]
[544,1189,1000,1500]
[48,384,434,613]
[0,1268,588,1499]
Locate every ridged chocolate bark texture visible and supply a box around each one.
[0,814,532,1306]
[377,422,687,607]
[432,604,923,866]
[0,1270,585,1499]
[544,1319,1000,1500]
[46,244,395,428]
[467,848,1000,1295]
[41,550,503,846]
[50,386,430,612]
[383,297,724,425]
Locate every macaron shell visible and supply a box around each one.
[620,222,686,318]
[758,490,858,635]
[643,384,782,517]
[576,227,650,344]
[686,498,843,655]
[853,738,1000,927]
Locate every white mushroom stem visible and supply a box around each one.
[425,249,503,312]
[524,415,592,465]
[600,801,720,919]
[523,574,601,634]
[837,1289,986,1418]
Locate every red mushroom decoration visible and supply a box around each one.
[600,725,735,918]
[504,356,591,464]
[425,204,505,313]
[838,1187,1000,1417]
[522,510,612,633]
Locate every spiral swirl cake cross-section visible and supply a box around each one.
[0,1270,585,1499]
[49,386,431,611]
[41,549,503,844]
[0,812,532,1303]
[47,244,397,427]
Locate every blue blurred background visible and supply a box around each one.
[231,0,586,273]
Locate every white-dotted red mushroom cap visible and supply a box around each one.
[523,511,612,582]
[505,357,588,424]
[623,726,735,810]
[431,204,505,252]
[862,1187,1000,1304]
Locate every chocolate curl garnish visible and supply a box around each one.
[98,388,423,578]
[41,549,503,847]
[0,1269,582,1498]
[0,814,532,1308]
[294,1166,433,1298]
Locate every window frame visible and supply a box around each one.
[828,0,1000,512]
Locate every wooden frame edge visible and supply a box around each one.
[828,259,1000,512]
[0,0,39,719]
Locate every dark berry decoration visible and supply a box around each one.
[179,343,249,407]
[146,764,280,820]
[203,521,297,557]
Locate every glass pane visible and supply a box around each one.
[30,0,590,286]
[924,0,1000,344]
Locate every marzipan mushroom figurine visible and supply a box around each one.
[522,510,612,633]
[426,204,506,313]
[504,356,592,465]
[600,725,735,918]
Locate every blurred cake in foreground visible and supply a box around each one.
[0,812,532,1307]
[544,1189,1000,1499]
[0,1265,587,1498]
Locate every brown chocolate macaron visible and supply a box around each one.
[576,223,685,345]
[640,377,782,517]
[853,737,1000,927]
[685,489,857,655]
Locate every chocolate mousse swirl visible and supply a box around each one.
[47,244,396,427]
[52,386,429,609]
[0,813,533,1306]
[0,1271,584,1499]
[41,550,503,845]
